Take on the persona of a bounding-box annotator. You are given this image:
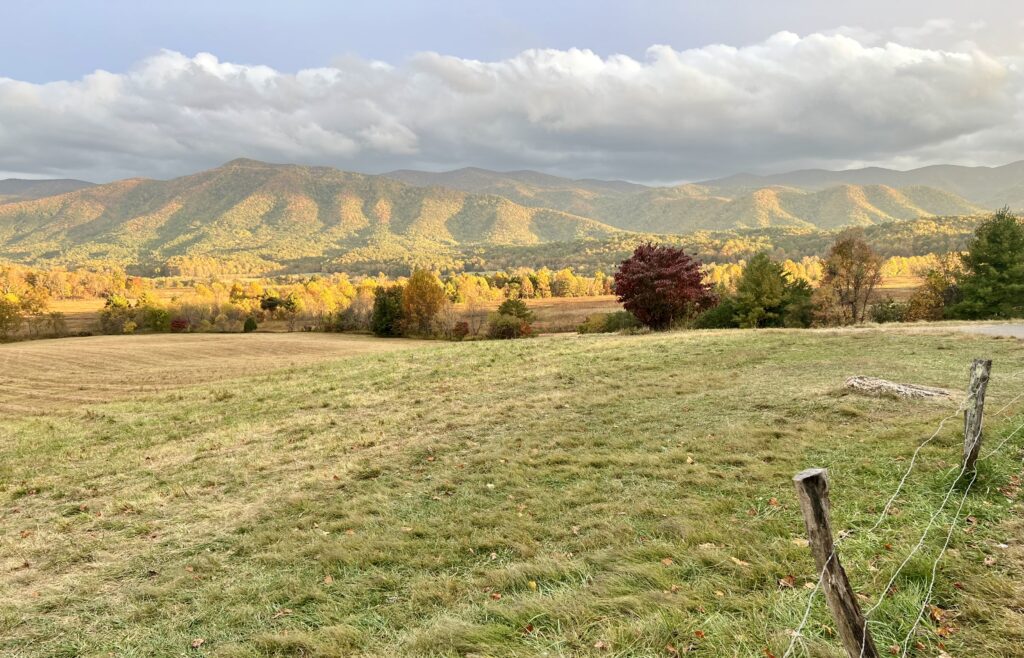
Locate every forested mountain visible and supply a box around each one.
[702,160,1024,209]
[0,158,1006,275]
[0,178,95,204]
[0,159,621,274]
[385,168,984,232]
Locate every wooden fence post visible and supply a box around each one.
[793,468,879,658]
[963,358,992,472]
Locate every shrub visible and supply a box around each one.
[614,243,717,330]
[451,321,470,341]
[577,310,641,334]
[870,297,909,324]
[243,316,258,333]
[694,296,740,329]
[497,298,534,322]
[487,313,532,339]
[170,317,190,333]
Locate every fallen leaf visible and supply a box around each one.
[694,630,706,640]
[714,590,725,597]
[686,456,694,465]
[768,497,780,507]
[929,606,945,623]
[889,645,900,655]
[661,557,674,566]
[523,624,534,635]
[594,640,610,650]
[191,638,205,649]
[791,538,809,547]
[984,556,997,567]
[490,592,502,600]
[272,608,292,619]
[778,575,796,589]
[730,556,750,567]
[324,574,334,585]
[528,580,538,591]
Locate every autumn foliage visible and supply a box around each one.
[614,243,717,330]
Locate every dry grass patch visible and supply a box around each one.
[0,332,421,414]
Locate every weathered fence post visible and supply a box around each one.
[963,358,992,472]
[793,468,879,658]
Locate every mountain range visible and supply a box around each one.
[0,158,1016,274]
[0,178,95,204]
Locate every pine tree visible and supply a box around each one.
[950,208,1024,319]
[734,253,788,328]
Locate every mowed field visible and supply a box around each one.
[0,333,420,414]
[1,328,1023,656]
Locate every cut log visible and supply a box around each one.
[844,376,953,400]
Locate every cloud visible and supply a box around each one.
[0,29,1021,183]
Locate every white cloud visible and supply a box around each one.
[0,29,1022,183]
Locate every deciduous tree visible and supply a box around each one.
[614,243,716,330]
[813,231,882,325]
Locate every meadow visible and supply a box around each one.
[47,294,626,336]
[1,327,1022,656]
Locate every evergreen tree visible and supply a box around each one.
[950,208,1024,319]
[734,253,788,328]
[370,285,405,337]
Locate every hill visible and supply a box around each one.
[2,329,1023,656]
[702,160,1024,209]
[0,178,95,204]
[0,159,620,274]
[385,168,984,233]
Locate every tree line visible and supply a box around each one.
[607,208,1024,333]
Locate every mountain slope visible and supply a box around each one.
[385,167,985,232]
[0,159,620,273]
[0,178,95,204]
[702,160,1024,209]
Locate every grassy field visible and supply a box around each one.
[1,328,1023,657]
[48,294,624,336]
[0,333,420,414]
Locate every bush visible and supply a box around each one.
[870,297,909,324]
[243,316,258,333]
[170,317,190,333]
[693,296,740,329]
[451,321,470,341]
[487,313,532,339]
[577,310,641,334]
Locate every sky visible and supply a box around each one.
[2,0,1024,183]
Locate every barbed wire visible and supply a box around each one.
[782,393,971,658]
[785,362,1024,658]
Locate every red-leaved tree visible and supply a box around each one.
[614,243,717,330]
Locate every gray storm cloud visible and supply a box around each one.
[0,30,1020,182]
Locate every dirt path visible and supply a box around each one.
[952,323,1024,339]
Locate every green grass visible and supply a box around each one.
[1,329,1023,657]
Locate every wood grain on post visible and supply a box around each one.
[963,358,992,472]
[793,468,879,658]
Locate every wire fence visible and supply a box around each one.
[783,361,1024,658]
